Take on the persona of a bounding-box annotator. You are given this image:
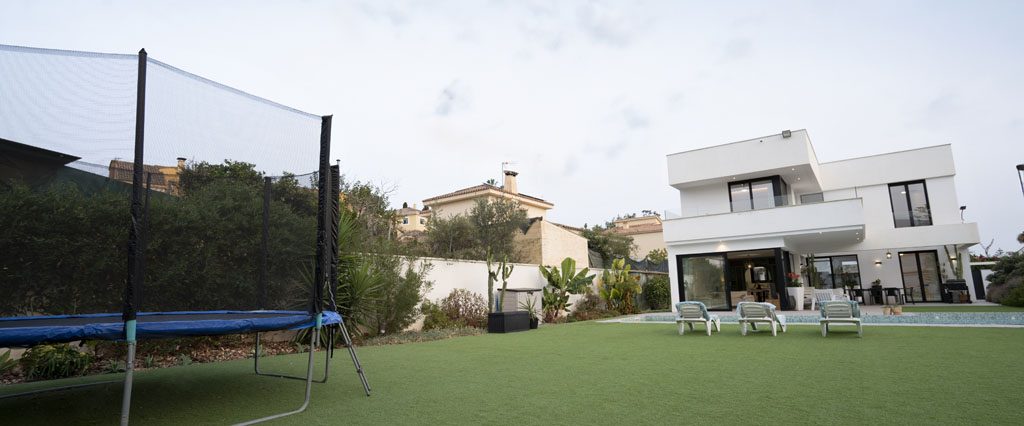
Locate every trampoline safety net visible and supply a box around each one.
[0,44,333,320]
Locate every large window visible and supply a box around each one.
[679,255,728,310]
[807,255,862,290]
[729,176,788,212]
[889,181,932,228]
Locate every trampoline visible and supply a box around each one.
[0,45,369,425]
[0,311,343,348]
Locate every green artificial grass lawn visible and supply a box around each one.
[3,322,1024,425]
[902,305,1024,313]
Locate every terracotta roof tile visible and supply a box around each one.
[422,184,552,206]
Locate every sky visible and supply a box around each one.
[2,0,1023,251]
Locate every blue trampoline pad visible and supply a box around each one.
[0,310,342,348]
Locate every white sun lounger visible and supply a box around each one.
[675,301,721,336]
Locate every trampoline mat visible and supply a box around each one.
[0,310,342,348]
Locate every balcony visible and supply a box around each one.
[663,198,865,244]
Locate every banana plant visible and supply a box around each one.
[538,257,595,321]
[600,258,641,314]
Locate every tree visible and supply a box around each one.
[467,198,529,261]
[178,159,263,195]
[423,214,477,259]
[645,248,668,264]
[582,226,635,266]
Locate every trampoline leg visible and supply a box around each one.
[253,330,329,383]
[338,317,371,396]
[234,323,319,426]
[120,340,136,426]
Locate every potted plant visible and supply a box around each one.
[519,297,540,329]
[486,253,528,333]
[786,272,805,311]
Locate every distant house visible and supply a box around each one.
[422,170,554,219]
[607,215,666,260]
[399,170,590,267]
[107,158,184,194]
[396,203,431,232]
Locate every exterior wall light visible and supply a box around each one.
[886,251,892,259]
[874,260,882,266]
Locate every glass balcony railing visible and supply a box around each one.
[729,195,792,212]
[892,210,933,228]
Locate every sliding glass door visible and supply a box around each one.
[678,255,728,310]
[899,251,941,302]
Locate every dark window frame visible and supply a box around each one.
[897,250,942,303]
[808,254,863,290]
[888,180,932,228]
[726,175,788,212]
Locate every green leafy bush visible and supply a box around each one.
[439,289,487,328]
[985,253,1024,306]
[19,344,91,380]
[567,288,619,322]
[0,349,18,375]
[643,276,671,311]
[599,259,642,314]
[421,300,457,330]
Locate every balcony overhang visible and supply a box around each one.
[667,130,823,192]
[663,198,865,247]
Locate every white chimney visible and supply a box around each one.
[503,170,518,194]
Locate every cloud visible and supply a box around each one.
[519,2,565,51]
[720,38,753,62]
[576,1,642,47]
[357,1,410,27]
[435,80,471,116]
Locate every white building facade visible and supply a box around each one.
[663,130,981,311]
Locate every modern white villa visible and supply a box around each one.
[663,130,981,311]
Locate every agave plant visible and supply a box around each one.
[538,257,595,321]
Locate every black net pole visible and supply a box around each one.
[138,172,152,312]
[312,115,332,314]
[259,176,271,310]
[328,164,341,313]
[124,48,147,323]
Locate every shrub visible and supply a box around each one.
[0,349,18,375]
[567,288,619,322]
[421,300,458,331]
[643,276,671,310]
[440,289,487,328]
[986,253,1024,306]
[1000,278,1024,307]
[362,327,483,346]
[19,344,91,380]
[421,289,487,330]
[568,308,620,322]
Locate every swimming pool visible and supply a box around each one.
[609,312,1024,326]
